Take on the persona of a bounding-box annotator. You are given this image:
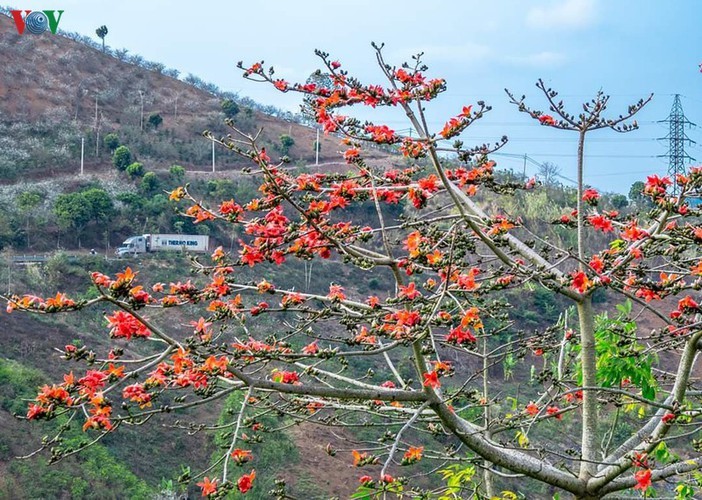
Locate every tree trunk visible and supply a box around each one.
[577,297,598,481]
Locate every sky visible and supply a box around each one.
[7,0,702,193]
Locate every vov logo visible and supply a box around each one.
[11,10,64,35]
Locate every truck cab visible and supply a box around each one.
[115,235,147,257]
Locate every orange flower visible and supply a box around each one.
[197,476,218,497]
[231,448,253,464]
[352,450,368,466]
[403,446,423,464]
[525,402,539,416]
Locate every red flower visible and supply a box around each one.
[582,188,600,204]
[446,326,476,344]
[633,469,651,491]
[273,79,288,91]
[525,402,539,416]
[237,470,256,493]
[546,406,563,420]
[423,371,440,389]
[588,214,614,232]
[571,271,593,294]
[398,282,421,300]
[359,475,373,485]
[327,284,346,302]
[662,412,676,424]
[538,114,556,126]
[106,311,151,340]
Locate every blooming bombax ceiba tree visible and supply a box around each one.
[4,43,702,499]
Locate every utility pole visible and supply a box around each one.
[94,94,99,157]
[658,94,696,195]
[212,139,215,173]
[95,112,102,157]
[315,127,320,166]
[138,90,145,131]
[80,137,84,175]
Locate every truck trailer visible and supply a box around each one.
[116,234,210,257]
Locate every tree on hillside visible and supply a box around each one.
[279,134,295,156]
[148,113,163,130]
[221,99,240,119]
[112,145,132,171]
[537,161,562,186]
[95,25,108,53]
[6,47,702,500]
[81,188,115,225]
[53,189,114,247]
[629,180,645,203]
[53,193,92,247]
[125,162,145,179]
[103,133,120,153]
[17,190,44,248]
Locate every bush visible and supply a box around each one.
[279,134,295,155]
[148,113,163,129]
[140,171,159,193]
[126,162,145,179]
[112,145,132,171]
[221,99,239,119]
[169,165,185,183]
[103,133,120,152]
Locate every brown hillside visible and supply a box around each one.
[0,13,389,179]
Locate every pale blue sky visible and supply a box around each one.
[8,0,702,193]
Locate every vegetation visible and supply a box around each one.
[112,145,132,171]
[3,45,702,500]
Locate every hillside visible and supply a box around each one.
[0,12,389,183]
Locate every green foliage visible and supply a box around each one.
[628,181,646,203]
[437,464,477,499]
[279,134,295,155]
[103,133,120,152]
[576,301,658,400]
[112,145,133,171]
[610,194,628,209]
[140,171,159,194]
[148,113,163,129]
[169,164,186,183]
[82,188,115,223]
[126,161,145,179]
[54,192,92,231]
[221,99,240,119]
[17,190,44,212]
[53,188,114,245]
[0,359,152,499]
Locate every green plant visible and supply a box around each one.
[103,133,120,152]
[112,145,132,171]
[126,161,145,179]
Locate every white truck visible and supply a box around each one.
[115,234,210,257]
